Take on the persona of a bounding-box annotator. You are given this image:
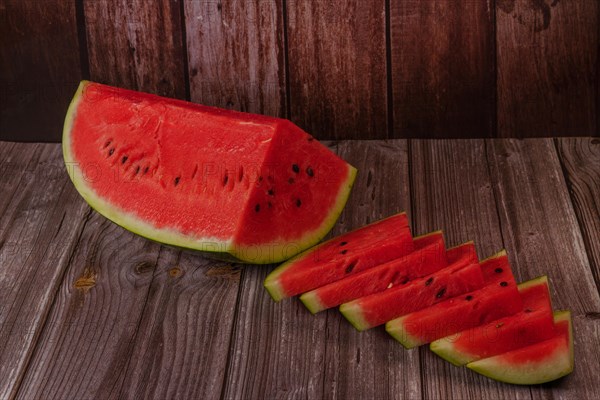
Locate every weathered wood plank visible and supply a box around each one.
[0,144,89,399]
[221,140,418,399]
[184,0,286,118]
[84,0,187,98]
[287,0,388,139]
[496,0,598,137]
[390,1,495,138]
[118,250,242,399]
[410,139,530,399]
[0,143,41,217]
[487,138,600,399]
[16,212,162,400]
[555,138,600,292]
[0,1,83,141]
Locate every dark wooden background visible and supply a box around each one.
[1,0,598,142]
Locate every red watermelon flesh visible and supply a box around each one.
[430,276,555,365]
[264,213,414,301]
[340,242,482,330]
[386,250,523,348]
[63,81,356,264]
[467,311,573,385]
[300,231,447,313]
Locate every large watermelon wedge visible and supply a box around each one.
[63,81,356,264]
[340,241,481,331]
[299,230,447,314]
[467,310,573,385]
[386,250,523,348]
[264,213,414,301]
[430,276,555,365]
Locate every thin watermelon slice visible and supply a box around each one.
[300,230,447,313]
[340,241,481,330]
[431,276,555,365]
[63,81,356,264]
[386,250,523,348]
[467,310,573,385]
[264,213,414,301]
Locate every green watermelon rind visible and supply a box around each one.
[63,81,357,264]
[467,310,573,385]
[263,212,407,301]
[430,275,550,366]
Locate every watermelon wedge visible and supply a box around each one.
[264,213,414,301]
[467,311,573,385]
[386,250,523,348]
[300,230,447,313]
[340,241,481,330]
[63,81,356,264]
[430,276,555,365]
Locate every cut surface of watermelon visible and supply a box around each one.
[300,231,447,313]
[431,275,555,365]
[467,311,573,385]
[264,213,414,301]
[386,250,523,348]
[340,241,481,330]
[63,81,356,264]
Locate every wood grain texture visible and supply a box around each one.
[16,212,162,400]
[496,0,598,137]
[84,0,187,98]
[184,0,286,118]
[221,140,419,399]
[0,0,82,142]
[487,138,600,399]
[118,250,242,400]
[555,138,600,291]
[409,139,530,399]
[390,1,495,138]
[0,144,89,399]
[287,0,388,139]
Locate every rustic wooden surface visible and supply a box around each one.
[0,139,599,400]
[390,1,495,138]
[3,0,598,141]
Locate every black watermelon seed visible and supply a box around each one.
[292,164,300,173]
[255,204,260,212]
[425,277,434,286]
[104,140,112,148]
[121,156,128,164]
[345,262,356,274]
[401,277,409,285]
[465,295,473,301]
[258,176,263,182]
[296,199,302,207]
[340,249,348,255]
[436,287,447,298]
[306,167,314,177]
[108,148,115,157]
[288,177,295,184]
[174,177,180,186]
[500,281,508,287]
[134,166,140,175]
[495,267,504,273]
[223,174,229,185]
[340,241,348,246]
[143,166,149,175]
[267,189,275,196]
[525,308,532,313]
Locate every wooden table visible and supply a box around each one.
[1,139,599,400]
